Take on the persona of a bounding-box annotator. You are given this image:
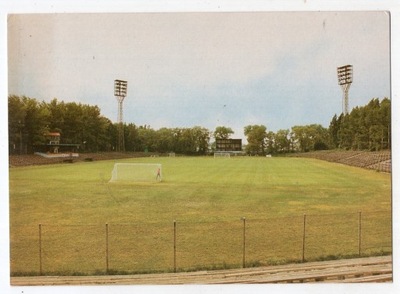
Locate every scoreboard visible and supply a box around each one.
[216,139,242,152]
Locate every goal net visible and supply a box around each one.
[214,152,231,158]
[109,163,162,182]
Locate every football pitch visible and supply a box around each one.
[9,156,392,275]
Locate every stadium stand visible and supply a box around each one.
[8,152,154,167]
[293,150,391,173]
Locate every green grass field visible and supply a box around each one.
[9,156,392,275]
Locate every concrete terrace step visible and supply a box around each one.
[11,255,392,285]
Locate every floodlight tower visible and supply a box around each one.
[337,65,353,115]
[114,79,128,152]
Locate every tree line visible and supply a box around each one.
[8,95,390,155]
[329,98,391,151]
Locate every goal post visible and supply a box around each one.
[109,163,162,182]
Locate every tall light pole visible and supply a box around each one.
[337,65,353,115]
[114,79,127,152]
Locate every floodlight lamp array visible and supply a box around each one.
[337,65,353,85]
[114,79,128,97]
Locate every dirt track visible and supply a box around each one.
[10,255,392,285]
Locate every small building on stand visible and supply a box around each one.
[34,132,80,159]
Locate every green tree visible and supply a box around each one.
[244,125,267,155]
[328,114,341,149]
[364,98,387,151]
[46,99,112,152]
[275,129,291,153]
[90,116,113,152]
[192,126,211,154]
[337,114,352,150]
[265,131,275,154]
[47,98,66,135]
[22,97,51,153]
[8,95,116,153]
[156,127,175,153]
[8,95,28,154]
[137,125,157,152]
[213,126,234,140]
[291,125,311,152]
[335,98,391,151]
[380,98,391,149]
[291,124,329,152]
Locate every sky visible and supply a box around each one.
[7,11,391,141]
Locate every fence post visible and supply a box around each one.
[358,211,362,256]
[39,224,42,275]
[173,220,177,273]
[105,223,109,273]
[242,217,246,268]
[302,214,306,263]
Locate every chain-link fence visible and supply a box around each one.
[10,210,391,276]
